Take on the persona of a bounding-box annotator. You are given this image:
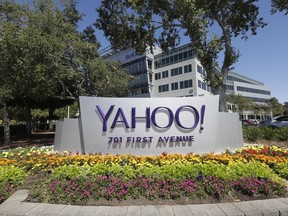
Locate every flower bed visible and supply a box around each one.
[0,145,287,205]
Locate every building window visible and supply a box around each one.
[225,85,234,91]
[162,70,169,78]
[202,69,206,76]
[237,86,271,95]
[201,82,206,90]
[184,64,192,73]
[227,75,254,85]
[244,96,269,103]
[197,65,203,74]
[154,45,195,69]
[147,59,152,70]
[171,82,178,91]
[180,79,193,89]
[158,84,169,93]
[171,67,183,76]
[198,80,201,88]
[197,80,209,91]
[165,58,169,65]
[174,54,178,62]
[155,73,161,80]
[183,51,188,59]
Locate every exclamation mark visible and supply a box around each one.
[200,105,205,131]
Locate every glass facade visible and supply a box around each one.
[154,44,195,69]
[122,57,147,75]
[244,96,270,103]
[237,86,271,95]
[225,85,234,91]
[227,75,255,85]
[130,72,149,88]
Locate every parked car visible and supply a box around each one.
[259,115,288,128]
[248,119,260,126]
[241,119,254,126]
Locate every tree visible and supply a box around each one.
[268,97,284,116]
[6,0,79,137]
[283,102,288,115]
[1,0,131,141]
[83,59,132,97]
[226,94,253,113]
[96,0,266,112]
[0,0,28,144]
[271,0,288,15]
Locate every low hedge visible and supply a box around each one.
[243,126,288,142]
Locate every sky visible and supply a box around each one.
[76,1,287,104]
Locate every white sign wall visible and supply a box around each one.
[54,96,243,155]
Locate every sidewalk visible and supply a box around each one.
[1,190,288,216]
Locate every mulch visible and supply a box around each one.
[0,132,54,150]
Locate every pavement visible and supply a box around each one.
[1,190,288,216]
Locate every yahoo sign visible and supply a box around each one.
[54,96,243,155]
[69,95,241,155]
[96,104,206,131]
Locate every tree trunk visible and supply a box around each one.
[2,102,11,145]
[25,102,32,139]
[216,86,228,112]
[48,109,55,131]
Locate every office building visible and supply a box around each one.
[101,43,271,119]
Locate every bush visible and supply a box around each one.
[50,165,90,180]
[48,161,283,184]
[274,163,288,179]
[243,126,262,142]
[261,127,276,141]
[0,166,28,187]
[242,126,288,142]
[275,127,288,141]
[225,161,283,182]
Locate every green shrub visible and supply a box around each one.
[275,127,288,141]
[274,163,288,179]
[226,161,284,183]
[158,163,201,179]
[48,161,284,183]
[0,166,28,187]
[261,127,276,141]
[50,165,90,180]
[88,164,109,176]
[243,127,262,142]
